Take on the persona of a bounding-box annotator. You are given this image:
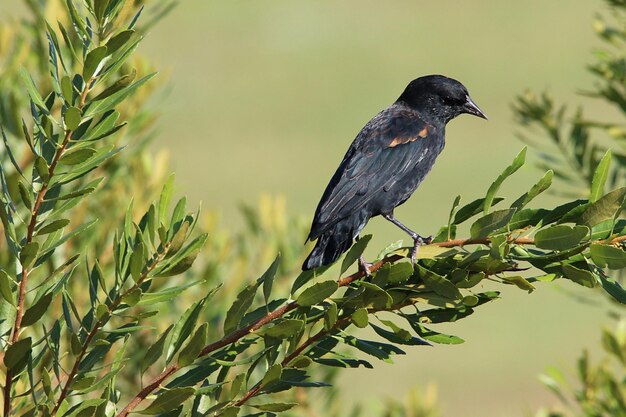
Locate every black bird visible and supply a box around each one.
[303,74,487,271]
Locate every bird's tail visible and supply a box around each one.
[302,222,355,271]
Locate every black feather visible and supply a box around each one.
[303,74,486,270]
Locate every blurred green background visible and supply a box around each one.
[0,1,614,415]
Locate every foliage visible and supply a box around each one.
[2,2,626,417]
[533,319,626,417]
[512,0,626,199]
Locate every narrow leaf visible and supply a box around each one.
[590,150,611,203]
[137,387,195,415]
[483,147,526,214]
[470,208,517,239]
[178,323,208,367]
[223,283,259,335]
[296,280,338,307]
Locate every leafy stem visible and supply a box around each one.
[116,234,548,416]
[3,76,94,417]
[50,241,170,417]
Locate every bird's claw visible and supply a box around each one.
[409,234,432,263]
[358,256,372,278]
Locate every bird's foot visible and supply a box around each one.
[409,234,433,263]
[358,256,373,278]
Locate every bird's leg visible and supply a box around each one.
[382,214,432,262]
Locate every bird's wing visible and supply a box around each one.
[308,107,437,240]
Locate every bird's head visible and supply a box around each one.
[397,74,487,123]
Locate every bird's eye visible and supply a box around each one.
[443,95,462,105]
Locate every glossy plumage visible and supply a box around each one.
[303,75,486,270]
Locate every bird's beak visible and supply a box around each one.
[463,95,488,120]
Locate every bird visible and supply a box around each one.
[302,74,487,271]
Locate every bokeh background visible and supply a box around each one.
[0,1,614,416]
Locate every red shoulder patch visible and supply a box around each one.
[388,126,431,148]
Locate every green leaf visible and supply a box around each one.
[261,364,282,386]
[53,184,98,201]
[354,282,392,309]
[296,280,338,307]
[290,356,312,368]
[373,261,414,286]
[85,73,156,117]
[579,187,626,227]
[105,30,135,54]
[93,72,136,103]
[446,195,461,235]
[223,283,259,335]
[83,46,109,80]
[251,403,297,412]
[129,241,144,282]
[599,275,626,304]
[36,219,70,236]
[562,264,597,288]
[178,322,208,367]
[71,376,96,391]
[138,280,204,306]
[483,147,526,214]
[37,220,98,262]
[590,244,626,269]
[58,147,97,165]
[20,242,40,269]
[122,288,141,307]
[324,300,338,330]
[137,387,195,415]
[351,308,368,328]
[341,234,372,274]
[65,0,88,39]
[158,174,175,226]
[156,234,207,277]
[18,181,32,210]
[34,156,50,182]
[167,299,207,362]
[453,197,505,224]
[22,292,53,327]
[261,319,304,338]
[0,270,14,306]
[261,254,280,304]
[470,208,517,239]
[64,106,81,130]
[501,275,535,293]
[81,110,121,140]
[142,325,173,373]
[534,225,589,251]
[342,335,404,363]
[314,358,373,369]
[61,75,74,104]
[4,337,31,369]
[510,170,553,209]
[411,324,464,345]
[20,68,49,113]
[370,321,425,345]
[376,239,404,260]
[219,406,240,417]
[417,265,461,300]
[590,150,611,203]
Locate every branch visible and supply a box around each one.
[115,232,620,416]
